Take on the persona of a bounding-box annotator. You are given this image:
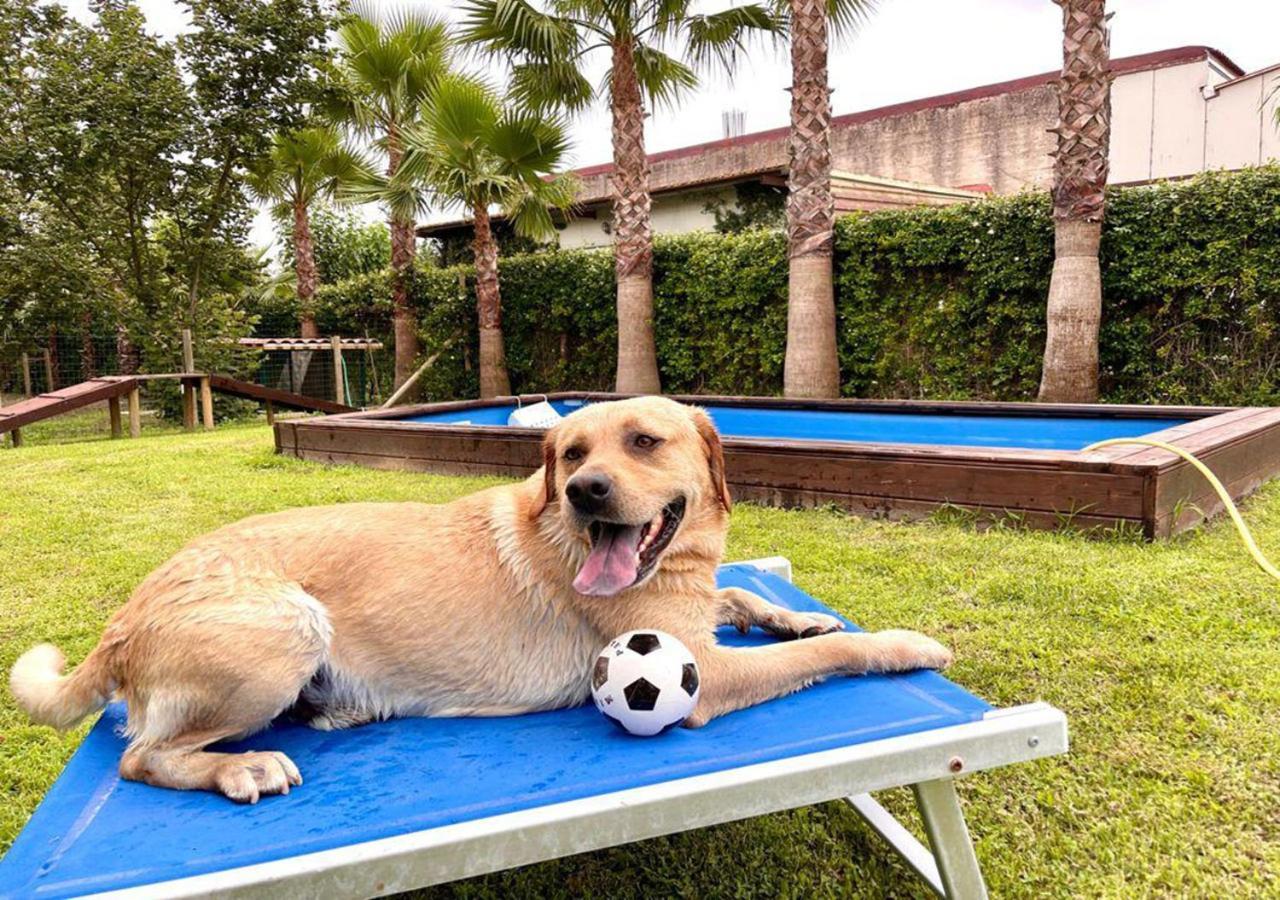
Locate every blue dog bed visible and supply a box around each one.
[0,562,1066,899]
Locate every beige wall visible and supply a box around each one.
[1205,66,1280,172]
[831,87,1058,194]
[557,188,735,249]
[559,52,1278,247]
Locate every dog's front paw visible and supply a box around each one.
[765,610,845,640]
[871,629,953,672]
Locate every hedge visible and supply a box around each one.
[312,165,1280,405]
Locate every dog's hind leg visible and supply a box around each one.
[116,579,331,803]
[121,735,303,804]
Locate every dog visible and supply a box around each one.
[10,396,951,803]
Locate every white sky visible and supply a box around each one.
[61,0,1280,251]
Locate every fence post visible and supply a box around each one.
[20,353,33,397]
[331,335,345,406]
[42,349,55,391]
[200,376,214,429]
[181,329,196,431]
[128,386,141,438]
[108,396,123,438]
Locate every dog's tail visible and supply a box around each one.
[10,642,114,730]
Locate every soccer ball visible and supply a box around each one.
[590,630,701,736]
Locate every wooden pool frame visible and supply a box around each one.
[273,393,1280,539]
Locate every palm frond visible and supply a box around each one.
[648,0,693,40]
[684,5,780,73]
[826,0,877,39]
[631,44,698,109]
[509,60,596,113]
[490,108,573,178]
[461,0,581,58]
[338,167,430,224]
[770,0,877,41]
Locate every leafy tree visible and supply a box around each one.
[775,0,875,398]
[305,206,391,283]
[1039,0,1112,401]
[462,0,778,393]
[248,126,371,336]
[0,0,330,402]
[327,8,452,390]
[385,75,576,397]
[171,0,333,323]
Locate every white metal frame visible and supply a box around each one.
[87,558,1068,900]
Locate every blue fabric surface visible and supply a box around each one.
[0,566,989,899]
[402,400,1189,451]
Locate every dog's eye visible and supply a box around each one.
[633,434,661,450]
[563,447,584,462]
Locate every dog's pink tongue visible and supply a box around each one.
[574,524,643,596]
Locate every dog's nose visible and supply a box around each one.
[566,473,613,514]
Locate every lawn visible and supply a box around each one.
[1,425,1278,898]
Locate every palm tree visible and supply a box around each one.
[776,0,875,399]
[328,8,451,389]
[1039,0,1112,402]
[385,75,577,397]
[247,126,370,338]
[462,0,778,393]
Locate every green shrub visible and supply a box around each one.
[312,165,1280,405]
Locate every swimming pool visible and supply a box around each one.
[274,393,1280,538]
[402,398,1193,452]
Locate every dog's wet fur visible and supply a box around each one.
[9,397,951,803]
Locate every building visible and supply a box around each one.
[419,46,1279,250]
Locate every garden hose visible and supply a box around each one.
[1083,437,1280,582]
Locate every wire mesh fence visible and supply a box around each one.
[0,334,131,397]
[254,346,385,407]
[0,334,389,408]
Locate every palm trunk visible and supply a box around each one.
[292,197,321,339]
[1039,0,1111,402]
[472,203,511,398]
[387,133,419,391]
[783,0,840,399]
[609,38,661,394]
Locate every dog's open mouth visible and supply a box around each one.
[573,497,687,597]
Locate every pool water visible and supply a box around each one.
[402,400,1191,452]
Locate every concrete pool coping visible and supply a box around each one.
[273,393,1280,539]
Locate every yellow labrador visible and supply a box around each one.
[11,397,950,803]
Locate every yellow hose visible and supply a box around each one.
[1083,437,1280,581]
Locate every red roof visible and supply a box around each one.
[571,46,1244,180]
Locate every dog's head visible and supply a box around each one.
[530,397,730,597]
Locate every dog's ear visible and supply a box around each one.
[692,409,731,513]
[529,430,558,519]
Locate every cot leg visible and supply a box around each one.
[912,779,988,900]
[108,396,122,438]
[849,782,987,900]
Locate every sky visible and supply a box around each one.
[60,0,1280,250]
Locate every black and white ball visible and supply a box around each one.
[591,630,700,736]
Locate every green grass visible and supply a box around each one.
[2,426,1278,898]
